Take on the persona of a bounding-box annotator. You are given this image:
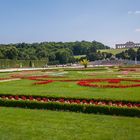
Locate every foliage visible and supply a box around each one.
[0,93,139,104]
[0,94,139,106]
[0,59,48,68]
[1,69,140,102]
[0,99,139,117]
[80,59,89,68]
[0,41,110,64]
[116,48,138,60]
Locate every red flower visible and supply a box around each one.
[82,100,87,104]
[14,96,19,100]
[69,99,74,103]
[89,100,94,104]
[77,79,140,88]
[8,96,13,99]
[36,97,41,101]
[42,98,48,102]
[108,79,120,84]
[29,96,34,100]
[127,103,132,107]
[75,100,81,104]
[21,96,26,100]
[58,98,64,103]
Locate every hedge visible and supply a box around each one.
[0,99,139,117]
[0,59,48,68]
[0,94,139,104]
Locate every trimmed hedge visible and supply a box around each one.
[0,59,47,68]
[0,94,139,104]
[0,99,139,117]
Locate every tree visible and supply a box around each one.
[56,49,74,64]
[127,48,136,60]
[87,52,98,61]
[49,53,56,61]
[37,50,48,59]
[115,48,136,60]
[0,40,110,63]
[5,47,18,59]
[80,59,89,68]
[137,48,140,61]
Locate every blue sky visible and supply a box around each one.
[0,0,140,47]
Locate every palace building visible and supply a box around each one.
[115,41,140,49]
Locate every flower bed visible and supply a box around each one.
[11,74,140,88]
[0,95,139,108]
[77,79,140,88]
[34,80,54,85]
[0,95,139,117]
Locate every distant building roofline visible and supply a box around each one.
[115,41,140,49]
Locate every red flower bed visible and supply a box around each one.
[108,79,121,83]
[77,79,140,88]
[0,95,140,108]
[11,74,140,88]
[29,77,140,88]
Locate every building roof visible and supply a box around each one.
[125,41,135,45]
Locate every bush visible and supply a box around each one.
[0,94,139,104]
[0,99,139,117]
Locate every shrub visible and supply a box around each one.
[0,99,139,117]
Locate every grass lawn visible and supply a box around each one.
[0,68,140,139]
[0,107,140,140]
[0,79,140,101]
[99,48,138,55]
[0,70,140,101]
[74,55,86,59]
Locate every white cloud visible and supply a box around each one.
[135,28,140,32]
[128,11,140,15]
[135,11,140,14]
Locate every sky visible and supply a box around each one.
[0,0,140,48]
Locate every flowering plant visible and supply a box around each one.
[11,74,140,88]
[0,95,139,108]
[77,79,140,88]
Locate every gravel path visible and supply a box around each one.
[0,78,21,82]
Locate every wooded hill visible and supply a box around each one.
[0,41,110,64]
[1,40,139,67]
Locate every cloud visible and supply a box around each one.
[135,11,140,14]
[135,28,140,32]
[128,11,140,15]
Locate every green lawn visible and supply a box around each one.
[74,55,86,59]
[0,79,140,101]
[0,70,140,101]
[0,68,140,139]
[99,48,138,55]
[0,107,140,140]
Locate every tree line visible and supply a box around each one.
[115,48,140,61]
[0,41,110,64]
